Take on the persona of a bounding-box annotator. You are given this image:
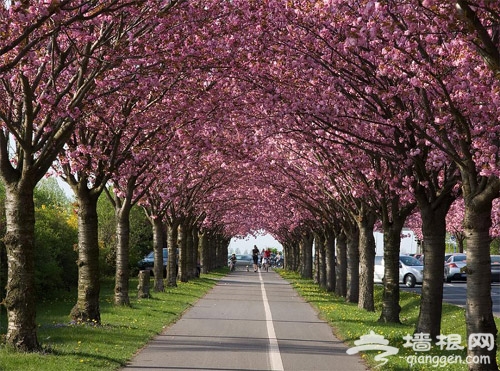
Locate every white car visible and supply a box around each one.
[374,255,424,288]
[444,253,467,282]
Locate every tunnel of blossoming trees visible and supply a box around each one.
[1,1,500,368]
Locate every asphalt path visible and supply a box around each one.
[123,269,368,371]
[401,282,500,316]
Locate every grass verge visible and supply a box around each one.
[0,269,226,371]
[278,270,500,370]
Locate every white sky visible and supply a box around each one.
[228,233,283,254]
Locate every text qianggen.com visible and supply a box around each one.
[405,354,491,368]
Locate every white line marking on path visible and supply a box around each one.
[259,271,284,371]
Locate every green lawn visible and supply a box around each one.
[0,270,225,371]
[278,270,500,370]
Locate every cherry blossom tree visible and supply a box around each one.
[234,2,497,355]
[0,0,148,350]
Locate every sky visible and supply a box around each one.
[228,233,283,254]
[57,177,74,199]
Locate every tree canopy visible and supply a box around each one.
[1,1,500,365]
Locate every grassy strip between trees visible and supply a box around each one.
[278,270,500,371]
[0,269,226,371]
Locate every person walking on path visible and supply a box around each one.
[262,248,271,272]
[252,244,260,272]
[275,251,283,267]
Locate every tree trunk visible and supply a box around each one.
[215,235,223,268]
[192,226,200,277]
[70,189,101,324]
[166,220,178,287]
[314,232,325,286]
[300,232,313,279]
[3,184,39,351]
[199,231,209,274]
[415,199,452,339]
[313,239,319,283]
[284,242,297,271]
[457,232,466,253]
[208,234,215,271]
[151,217,166,292]
[185,224,194,279]
[346,227,360,303]
[137,270,150,299]
[290,240,300,271]
[325,228,336,292]
[464,199,498,370]
[219,236,230,268]
[335,231,347,297]
[114,202,131,306]
[282,243,290,270]
[298,240,304,273]
[178,222,188,282]
[357,209,376,311]
[378,219,405,324]
[209,233,217,270]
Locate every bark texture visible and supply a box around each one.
[152,218,166,291]
[4,184,39,350]
[70,190,101,324]
[114,202,131,306]
[199,231,209,273]
[193,227,200,276]
[464,204,498,371]
[186,224,196,278]
[346,227,360,303]
[300,232,313,279]
[335,231,347,298]
[178,222,188,282]
[314,232,325,287]
[137,270,151,299]
[166,221,178,287]
[378,221,404,324]
[357,210,376,312]
[415,200,451,339]
[325,229,336,292]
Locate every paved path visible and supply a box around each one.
[122,269,368,371]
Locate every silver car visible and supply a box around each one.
[374,255,424,288]
[227,254,253,270]
[491,255,500,282]
[444,253,467,282]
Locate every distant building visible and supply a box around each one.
[374,228,419,256]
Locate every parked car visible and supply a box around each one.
[491,255,500,282]
[138,248,168,277]
[227,254,253,269]
[410,253,424,262]
[444,253,467,282]
[374,255,424,288]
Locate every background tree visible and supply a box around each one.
[34,178,78,297]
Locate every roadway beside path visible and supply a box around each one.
[402,281,500,317]
[122,269,368,371]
